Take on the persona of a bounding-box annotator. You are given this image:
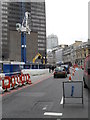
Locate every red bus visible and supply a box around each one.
[83,54,90,88]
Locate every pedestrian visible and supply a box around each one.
[49,66,51,73]
[52,66,54,73]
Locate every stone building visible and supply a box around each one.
[47,45,68,65]
[62,40,90,67]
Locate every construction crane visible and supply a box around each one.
[33,53,45,64]
[16,12,31,63]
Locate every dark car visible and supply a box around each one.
[61,64,70,74]
[54,67,67,78]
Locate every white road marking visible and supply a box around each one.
[42,107,47,110]
[42,105,48,110]
[44,112,63,116]
[60,96,63,104]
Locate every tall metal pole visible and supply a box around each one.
[21,32,26,63]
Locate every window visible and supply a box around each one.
[38,48,45,50]
[38,44,44,47]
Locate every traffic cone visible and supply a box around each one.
[74,69,76,72]
[72,72,74,76]
[69,74,71,81]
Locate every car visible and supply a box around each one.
[54,67,67,78]
[83,55,90,89]
[61,64,70,74]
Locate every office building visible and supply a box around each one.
[1,1,46,62]
[47,34,58,50]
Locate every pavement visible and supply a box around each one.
[30,73,52,84]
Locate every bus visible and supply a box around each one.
[83,55,90,89]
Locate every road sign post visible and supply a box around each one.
[62,81,83,107]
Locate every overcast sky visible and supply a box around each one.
[45,0,89,45]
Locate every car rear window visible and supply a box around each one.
[55,67,64,71]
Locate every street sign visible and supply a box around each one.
[63,81,83,107]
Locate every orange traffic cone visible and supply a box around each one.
[69,74,71,81]
[74,69,76,72]
[72,72,74,76]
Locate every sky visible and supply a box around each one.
[46,0,89,45]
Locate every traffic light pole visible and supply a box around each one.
[21,32,26,63]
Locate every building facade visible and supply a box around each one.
[62,41,90,67]
[47,34,58,50]
[47,45,68,65]
[1,1,46,62]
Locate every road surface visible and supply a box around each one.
[1,68,88,119]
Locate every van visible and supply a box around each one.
[83,55,90,88]
[61,64,70,74]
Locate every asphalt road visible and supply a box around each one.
[1,68,88,119]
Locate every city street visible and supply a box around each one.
[2,68,88,119]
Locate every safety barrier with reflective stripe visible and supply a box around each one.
[27,74,32,84]
[2,76,11,91]
[0,74,32,93]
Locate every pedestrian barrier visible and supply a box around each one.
[2,76,11,91]
[27,74,32,84]
[18,75,22,86]
[24,74,27,85]
[0,79,3,93]
[21,74,25,85]
[0,74,32,94]
[11,76,16,89]
[14,75,19,87]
